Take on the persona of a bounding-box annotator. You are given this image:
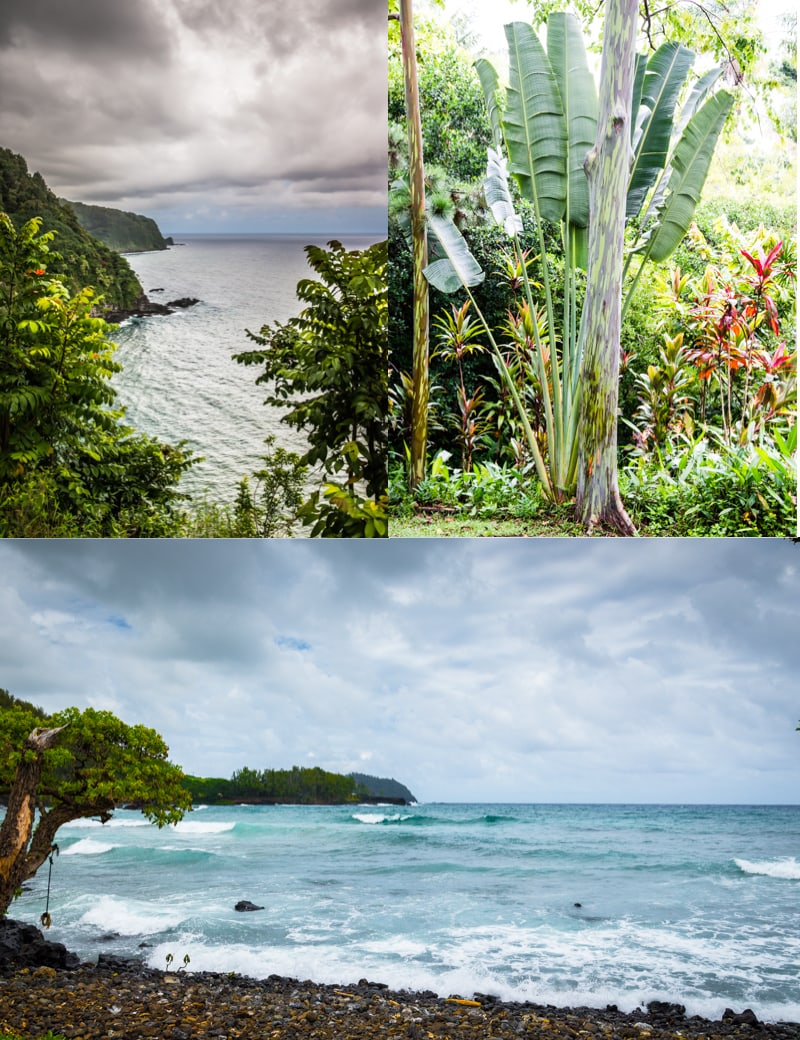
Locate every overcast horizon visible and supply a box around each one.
[0,0,386,234]
[1,539,798,806]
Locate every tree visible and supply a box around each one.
[0,213,196,536]
[575,0,640,534]
[420,10,733,530]
[234,239,387,537]
[392,0,431,489]
[0,695,191,917]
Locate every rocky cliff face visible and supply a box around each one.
[66,200,171,253]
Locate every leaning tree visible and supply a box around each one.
[0,696,191,918]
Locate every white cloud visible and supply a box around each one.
[0,540,798,804]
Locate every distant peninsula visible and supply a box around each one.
[182,767,417,806]
[0,146,142,309]
[65,199,172,253]
[0,146,175,316]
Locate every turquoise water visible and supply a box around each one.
[12,803,800,1021]
[111,233,378,499]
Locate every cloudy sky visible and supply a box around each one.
[1,539,798,805]
[0,0,385,234]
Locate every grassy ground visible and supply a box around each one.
[391,505,610,537]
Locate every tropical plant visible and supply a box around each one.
[0,693,191,917]
[234,239,387,537]
[0,213,195,536]
[431,300,489,470]
[652,221,796,444]
[421,10,734,532]
[390,0,431,489]
[620,424,796,536]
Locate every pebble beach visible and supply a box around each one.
[2,959,799,1040]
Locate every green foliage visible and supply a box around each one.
[647,220,796,444]
[0,212,196,536]
[234,240,387,537]
[388,14,492,182]
[0,148,142,309]
[390,451,544,520]
[0,699,191,827]
[182,766,367,805]
[0,1034,68,1040]
[0,692,191,915]
[187,437,307,538]
[67,200,170,253]
[620,427,796,536]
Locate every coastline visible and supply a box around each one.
[1,957,798,1040]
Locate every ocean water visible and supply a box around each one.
[111,233,379,500]
[11,803,800,1022]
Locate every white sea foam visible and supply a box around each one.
[352,813,412,825]
[63,817,150,829]
[78,895,185,935]
[734,857,800,880]
[170,820,235,834]
[62,838,117,856]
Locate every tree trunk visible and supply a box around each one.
[400,0,430,489]
[575,0,638,536]
[0,726,64,916]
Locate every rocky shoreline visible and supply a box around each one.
[103,294,199,324]
[1,921,798,1040]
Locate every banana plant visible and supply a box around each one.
[423,10,734,506]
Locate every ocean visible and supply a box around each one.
[111,233,379,501]
[11,802,800,1022]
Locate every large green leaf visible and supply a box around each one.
[630,53,648,145]
[474,57,504,151]
[423,214,485,294]
[546,11,597,229]
[675,66,724,137]
[484,147,523,236]
[644,90,734,263]
[503,21,567,223]
[626,42,694,220]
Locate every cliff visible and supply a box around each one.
[349,773,417,804]
[65,200,171,253]
[0,146,143,309]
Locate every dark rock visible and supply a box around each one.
[234,900,264,912]
[150,287,165,292]
[166,297,199,309]
[574,902,582,907]
[96,953,142,972]
[648,1000,686,1019]
[0,918,79,971]
[98,932,121,943]
[723,1008,760,1026]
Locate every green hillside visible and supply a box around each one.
[66,200,171,253]
[0,147,142,309]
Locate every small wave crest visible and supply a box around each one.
[734,857,800,880]
[79,895,186,936]
[171,820,236,834]
[352,813,414,825]
[62,838,118,856]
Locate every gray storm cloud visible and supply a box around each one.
[1,540,798,804]
[0,0,385,231]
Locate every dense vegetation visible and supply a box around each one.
[0,212,196,537]
[0,168,387,537]
[0,690,190,916]
[233,239,388,537]
[182,768,415,805]
[0,148,143,309]
[67,200,171,253]
[388,3,796,537]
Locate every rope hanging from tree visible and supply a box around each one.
[40,844,59,930]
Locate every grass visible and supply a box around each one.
[390,507,588,537]
[0,1033,68,1040]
